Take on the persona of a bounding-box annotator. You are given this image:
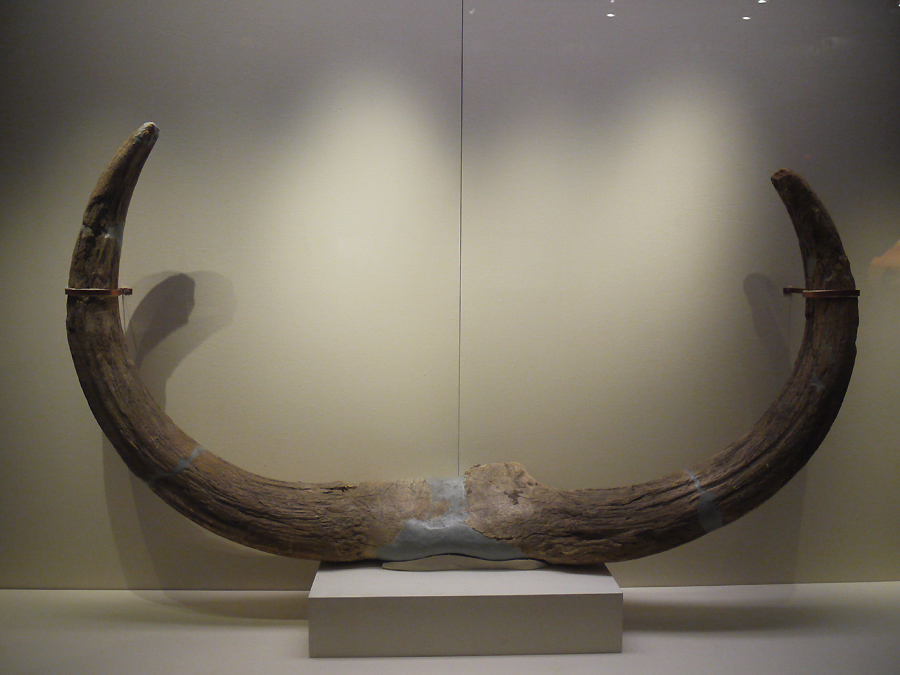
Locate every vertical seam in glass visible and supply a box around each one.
[457,0,466,477]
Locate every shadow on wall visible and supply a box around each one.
[612,270,808,587]
[103,271,318,591]
[743,273,791,383]
[738,272,804,584]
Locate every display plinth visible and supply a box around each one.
[308,560,622,658]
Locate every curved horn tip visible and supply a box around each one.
[770,167,797,186]
[770,168,812,195]
[136,122,160,141]
[114,122,159,158]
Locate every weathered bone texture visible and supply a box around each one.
[67,124,857,564]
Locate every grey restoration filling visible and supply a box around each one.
[377,477,528,562]
[685,469,724,533]
[147,446,206,489]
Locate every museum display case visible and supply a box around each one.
[1,0,898,670]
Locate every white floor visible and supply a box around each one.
[2,582,899,675]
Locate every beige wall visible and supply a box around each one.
[1,1,898,589]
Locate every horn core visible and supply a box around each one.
[66,124,858,564]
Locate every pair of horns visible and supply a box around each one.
[66,123,857,564]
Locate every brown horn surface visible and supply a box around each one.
[464,170,858,564]
[67,126,857,565]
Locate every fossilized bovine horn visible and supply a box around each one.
[66,124,858,564]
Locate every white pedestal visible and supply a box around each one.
[308,560,622,658]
